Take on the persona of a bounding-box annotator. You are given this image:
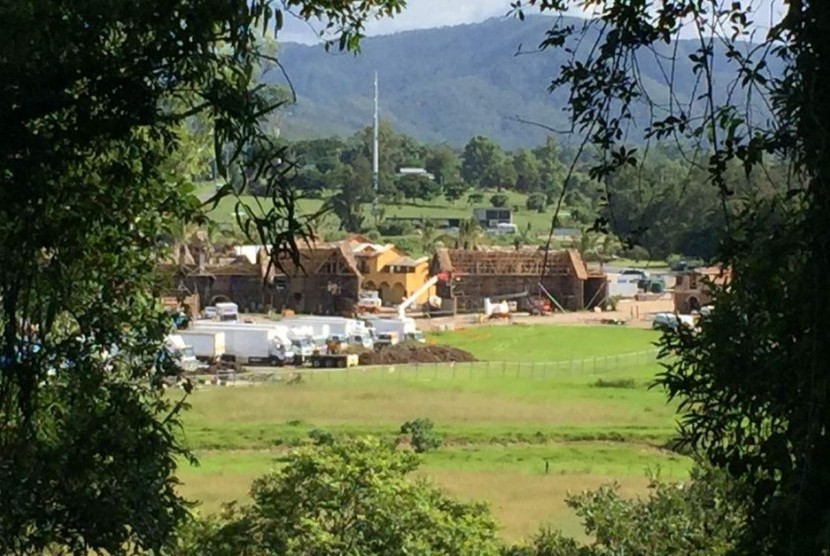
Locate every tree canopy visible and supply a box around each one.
[0,0,403,552]
[511,0,830,552]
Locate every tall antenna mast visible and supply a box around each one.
[372,71,379,198]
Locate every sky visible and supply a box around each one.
[277,0,784,45]
[278,0,526,44]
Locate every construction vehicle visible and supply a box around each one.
[308,337,359,368]
[365,316,426,343]
[396,272,449,319]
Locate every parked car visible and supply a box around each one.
[669,259,703,272]
[652,312,696,331]
[201,306,218,320]
[621,268,649,280]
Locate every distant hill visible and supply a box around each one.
[272,15,760,149]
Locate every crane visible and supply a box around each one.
[396,272,449,319]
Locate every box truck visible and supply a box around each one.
[178,330,225,364]
[189,323,293,366]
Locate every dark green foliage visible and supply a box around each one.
[592,378,637,389]
[490,193,510,208]
[307,429,335,445]
[502,466,745,555]
[400,418,443,453]
[526,192,548,212]
[444,181,471,202]
[377,219,415,236]
[513,0,830,552]
[176,438,500,555]
[273,16,750,149]
[468,192,485,205]
[0,0,401,552]
[502,528,589,556]
[571,466,746,555]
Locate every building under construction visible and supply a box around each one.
[430,248,607,313]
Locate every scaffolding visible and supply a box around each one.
[432,248,595,312]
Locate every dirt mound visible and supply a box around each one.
[359,343,477,365]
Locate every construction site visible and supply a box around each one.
[430,247,608,314]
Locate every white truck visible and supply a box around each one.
[280,316,373,349]
[364,317,426,344]
[189,322,294,366]
[164,334,199,372]
[178,330,226,364]
[215,302,239,322]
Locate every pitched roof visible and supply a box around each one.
[431,247,591,279]
[267,243,361,278]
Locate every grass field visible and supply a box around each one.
[202,188,562,241]
[429,324,658,362]
[175,325,685,541]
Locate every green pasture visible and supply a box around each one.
[174,325,685,540]
[201,187,561,239]
[429,324,659,362]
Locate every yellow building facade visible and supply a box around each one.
[343,236,434,306]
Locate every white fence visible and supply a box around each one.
[225,350,660,384]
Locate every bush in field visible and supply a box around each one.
[400,418,443,453]
[526,192,548,213]
[490,193,509,207]
[175,438,500,555]
[377,220,415,236]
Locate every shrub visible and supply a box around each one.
[619,245,650,261]
[377,220,414,236]
[526,192,548,213]
[592,378,637,389]
[399,418,442,453]
[176,438,500,555]
[490,193,509,207]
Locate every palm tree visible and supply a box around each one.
[579,229,622,271]
[456,218,483,250]
[513,223,534,250]
[418,219,454,255]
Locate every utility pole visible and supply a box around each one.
[372,71,380,219]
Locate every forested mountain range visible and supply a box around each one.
[273,15,761,149]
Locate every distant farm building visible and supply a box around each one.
[429,248,607,313]
[473,207,512,228]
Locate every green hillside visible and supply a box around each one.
[273,15,759,149]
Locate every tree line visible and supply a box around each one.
[267,125,785,260]
[2,0,828,554]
